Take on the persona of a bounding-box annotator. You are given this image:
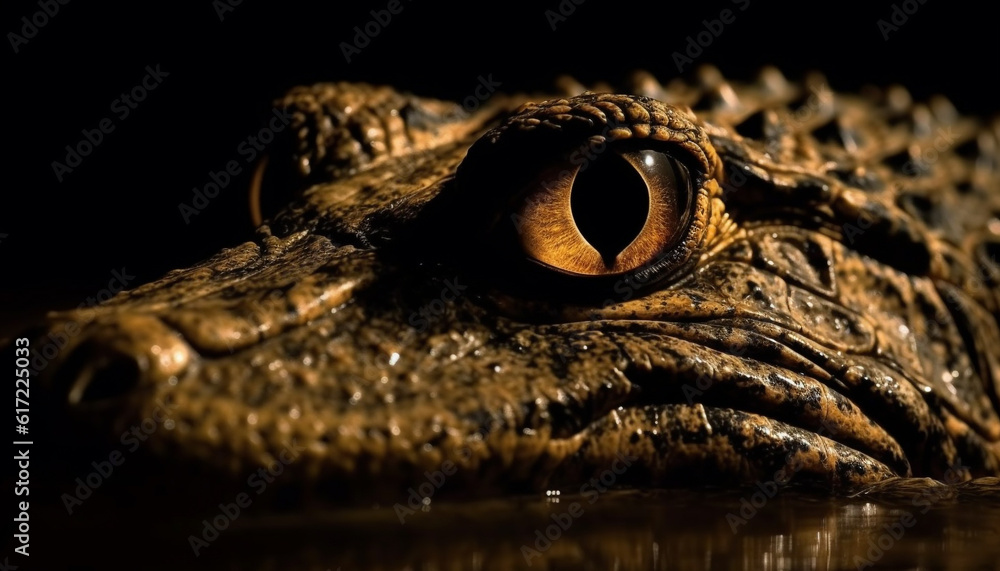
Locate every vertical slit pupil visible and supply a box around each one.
[570,154,650,266]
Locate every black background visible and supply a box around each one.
[3,0,998,316]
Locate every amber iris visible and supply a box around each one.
[515,149,690,276]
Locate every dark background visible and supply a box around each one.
[3,0,998,318]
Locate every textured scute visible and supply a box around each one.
[29,68,1000,502]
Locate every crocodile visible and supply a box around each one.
[27,67,1000,507]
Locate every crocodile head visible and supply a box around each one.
[31,69,1000,505]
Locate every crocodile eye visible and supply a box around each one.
[515,149,692,276]
[443,93,723,290]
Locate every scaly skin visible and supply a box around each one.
[27,67,1000,505]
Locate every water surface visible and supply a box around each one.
[47,486,1000,570]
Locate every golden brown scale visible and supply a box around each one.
[24,66,1000,504]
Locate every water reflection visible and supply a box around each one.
[58,485,1000,570]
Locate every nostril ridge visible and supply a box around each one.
[47,315,191,408]
[68,350,143,405]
